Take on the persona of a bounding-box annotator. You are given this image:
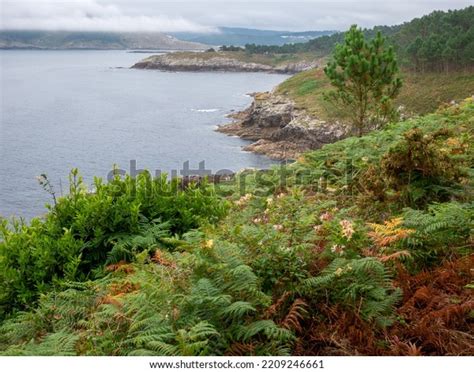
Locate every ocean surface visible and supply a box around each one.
[0,50,288,219]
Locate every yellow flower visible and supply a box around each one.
[204,239,214,249]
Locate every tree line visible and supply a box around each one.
[243,6,474,72]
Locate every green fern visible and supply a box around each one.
[106,220,171,264]
[1,331,78,356]
[402,202,473,266]
[220,301,256,320]
[303,257,401,326]
[236,320,294,343]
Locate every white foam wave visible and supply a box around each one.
[192,108,219,113]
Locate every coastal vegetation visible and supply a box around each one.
[0,97,472,355]
[277,67,474,121]
[1,4,473,358]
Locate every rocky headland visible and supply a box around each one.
[132,51,346,160]
[131,53,319,74]
[217,91,348,160]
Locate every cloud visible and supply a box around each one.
[0,0,216,32]
[0,0,472,32]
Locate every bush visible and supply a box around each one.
[381,128,467,207]
[0,170,227,317]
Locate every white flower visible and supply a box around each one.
[331,244,345,256]
[313,225,323,233]
[340,219,355,240]
[235,193,253,206]
[320,212,332,221]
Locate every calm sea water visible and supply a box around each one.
[0,50,287,219]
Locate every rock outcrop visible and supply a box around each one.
[217,92,348,160]
[131,53,319,74]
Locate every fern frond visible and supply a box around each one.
[220,301,256,320]
[280,299,308,333]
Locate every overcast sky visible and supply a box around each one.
[0,0,472,33]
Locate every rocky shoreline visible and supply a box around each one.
[217,92,349,160]
[132,52,346,160]
[131,53,319,74]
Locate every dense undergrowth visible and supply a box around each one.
[0,99,473,355]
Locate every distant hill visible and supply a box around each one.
[169,27,336,46]
[0,31,207,50]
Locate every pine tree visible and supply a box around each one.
[324,25,403,136]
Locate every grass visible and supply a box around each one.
[277,68,346,120]
[395,71,474,114]
[276,68,474,121]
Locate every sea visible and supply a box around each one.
[0,50,288,219]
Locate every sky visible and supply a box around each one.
[0,0,472,33]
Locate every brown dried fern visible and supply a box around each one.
[280,299,308,333]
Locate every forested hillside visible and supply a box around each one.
[244,6,474,71]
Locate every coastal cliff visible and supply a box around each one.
[131,52,319,73]
[217,91,348,160]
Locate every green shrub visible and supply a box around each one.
[0,170,227,317]
[381,128,467,207]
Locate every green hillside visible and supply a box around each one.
[277,68,474,122]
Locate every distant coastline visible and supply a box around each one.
[0,31,207,51]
